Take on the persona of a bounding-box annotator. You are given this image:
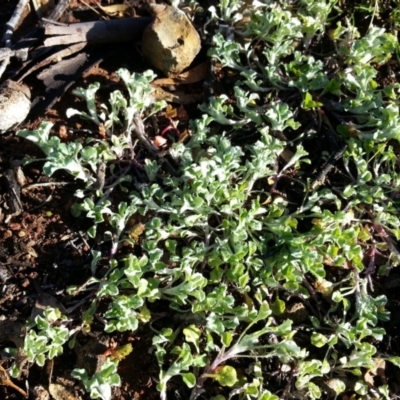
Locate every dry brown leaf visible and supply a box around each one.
[364,358,386,387]
[30,279,68,321]
[279,148,295,163]
[128,223,145,242]
[98,4,134,18]
[151,86,202,104]
[152,61,209,86]
[98,123,106,138]
[58,125,68,139]
[178,129,191,143]
[165,104,177,118]
[177,105,189,121]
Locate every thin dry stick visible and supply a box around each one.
[0,0,30,79]
[22,181,73,190]
[45,0,70,23]
[18,42,86,81]
[0,364,27,398]
[1,0,30,44]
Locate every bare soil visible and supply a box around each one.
[1,1,400,400]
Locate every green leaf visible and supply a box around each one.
[325,378,346,394]
[221,331,234,347]
[386,357,400,367]
[302,92,323,109]
[311,333,328,348]
[180,372,196,388]
[271,297,285,315]
[258,392,279,400]
[183,325,202,353]
[214,365,237,387]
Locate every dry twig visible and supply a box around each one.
[0,0,30,79]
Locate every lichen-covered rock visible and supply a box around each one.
[142,4,201,76]
[0,80,31,133]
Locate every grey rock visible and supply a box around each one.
[0,79,31,133]
[142,4,201,76]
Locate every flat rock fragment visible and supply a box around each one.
[49,378,80,400]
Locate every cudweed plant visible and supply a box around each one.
[13,0,400,398]
[8,308,72,378]
[18,68,166,190]
[72,360,121,400]
[24,308,70,367]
